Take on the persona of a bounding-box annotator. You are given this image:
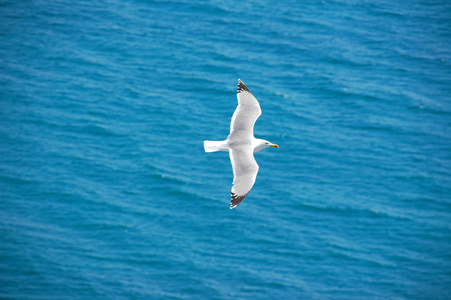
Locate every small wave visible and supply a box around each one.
[293,200,415,223]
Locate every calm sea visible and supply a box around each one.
[1,0,451,299]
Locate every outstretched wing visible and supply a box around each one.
[229,147,259,209]
[229,79,261,141]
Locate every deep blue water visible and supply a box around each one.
[1,0,451,299]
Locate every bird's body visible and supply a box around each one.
[203,138,275,153]
[204,79,278,209]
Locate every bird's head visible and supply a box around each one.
[254,139,279,153]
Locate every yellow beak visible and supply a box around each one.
[270,144,279,148]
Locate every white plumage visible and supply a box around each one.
[204,79,279,209]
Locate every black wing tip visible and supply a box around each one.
[237,79,251,94]
[230,192,249,209]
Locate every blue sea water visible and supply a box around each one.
[1,0,451,299]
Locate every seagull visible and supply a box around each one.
[204,79,279,209]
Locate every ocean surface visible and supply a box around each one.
[1,0,451,299]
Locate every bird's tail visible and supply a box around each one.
[203,140,229,153]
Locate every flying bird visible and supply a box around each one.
[204,79,279,209]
